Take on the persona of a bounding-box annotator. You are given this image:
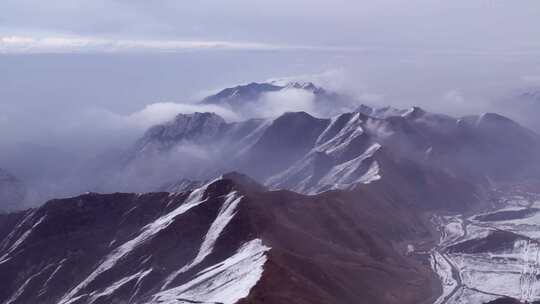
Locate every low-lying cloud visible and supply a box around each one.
[245,89,317,118]
[97,102,241,130]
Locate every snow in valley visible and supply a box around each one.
[430,190,540,304]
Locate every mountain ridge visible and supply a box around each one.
[0,172,439,304]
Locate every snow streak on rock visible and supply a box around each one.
[0,177,272,304]
[268,112,382,194]
[59,186,209,304]
[152,239,269,304]
[0,211,44,264]
[163,191,243,288]
[317,143,381,189]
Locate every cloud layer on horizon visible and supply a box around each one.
[2,0,540,54]
[0,35,288,54]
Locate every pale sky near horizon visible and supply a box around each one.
[1,0,540,52]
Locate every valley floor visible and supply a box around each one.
[429,186,540,304]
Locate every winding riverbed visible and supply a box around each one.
[430,190,540,303]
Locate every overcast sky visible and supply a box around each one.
[2,0,540,200]
[2,0,540,52]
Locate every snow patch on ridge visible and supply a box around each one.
[267,111,383,194]
[319,143,381,190]
[59,185,210,304]
[163,191,244,288]
[152,239,270,304]
[0,213,46,264]
[315,112,364,155]
[88,269,153,303]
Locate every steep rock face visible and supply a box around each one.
[0,174,436,304]
[240,111,331,179]
[134,113,269,159]
[136,112,227,151]
[0,169,26,212]
[265,112,379,193]
[355,105,540,181]
[0,177,265,304]
[111,113,270,192]
[125,106,540,202]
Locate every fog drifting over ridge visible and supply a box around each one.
[1,0,540,205]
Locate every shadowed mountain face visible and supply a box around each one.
[0,174,436,304]
[0,169,26,212]
[119,103,540,207]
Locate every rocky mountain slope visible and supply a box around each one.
[3,81,540,304]
[0,173,437,304]
[122,104,540,202]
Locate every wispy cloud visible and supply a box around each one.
[2,34,539,56]
[0,35,288,54]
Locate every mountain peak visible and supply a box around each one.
[201,82,282,106]
[470,112,527,132]
[282,81,326,94]
[138,112,226,147]
[402,106,426,119]
[201,81,331,108]
[355,104,425,119]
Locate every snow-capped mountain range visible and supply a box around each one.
[2,82,540,304]
[121,101,540,198]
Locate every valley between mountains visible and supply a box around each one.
[1,82,540,304]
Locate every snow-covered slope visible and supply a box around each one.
[430,187,540,304]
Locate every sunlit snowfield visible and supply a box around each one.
[431,188,540,303]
